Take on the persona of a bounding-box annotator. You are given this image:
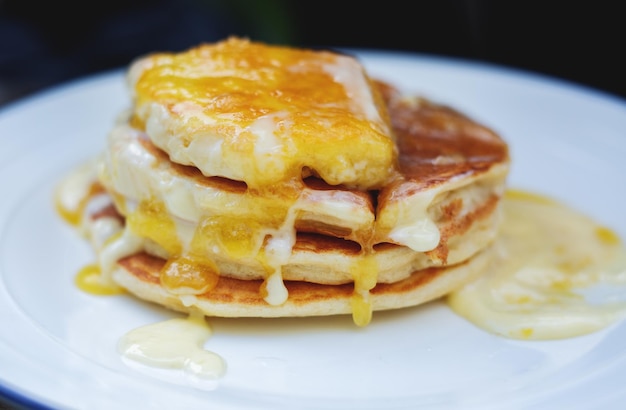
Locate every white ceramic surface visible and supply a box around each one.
[1,49,626,410]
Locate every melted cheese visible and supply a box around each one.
[54,161,128,291]
[383,188,441,252]
[448,190,626,340]
[98,228,145,285]
[98,125,306,308]
[56,155,626,339]
[388,217,440,253]
[260,271,289,306]
[97,123,453,321]
[57,40,496,329]
[129,37,397,190]
[118,312,226,386]
[59,134,459,326]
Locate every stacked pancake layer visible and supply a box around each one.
[57,38,510,326]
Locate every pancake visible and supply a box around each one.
[55,38,510,326]
[65,191,495,319]
[98,117,505,286]
[112,246,495,318]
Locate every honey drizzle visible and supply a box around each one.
[350,250,379,326]
[75,264,125,295]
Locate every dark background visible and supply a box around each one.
[1,0,626,108]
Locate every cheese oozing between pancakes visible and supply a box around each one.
[119,38,408,324]
[57,38,510,327]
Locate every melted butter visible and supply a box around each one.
[98,120,449,324]
[254,244,289,306]
[388,217,440,252]
[448,189,626,340]
[260,271,289,306]
[118,312,226,384]
[117,181,299,306]
[98,228,145,284]
[377,187,441,253]
[54,162,134,294]
[258,202,302,306]
[75,264,125,295]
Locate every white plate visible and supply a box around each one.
[1,49,626,410]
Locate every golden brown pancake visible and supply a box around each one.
[111,245,495,318]
[56,39,510,326]
[98,114,505,286]
[70,86,508,325]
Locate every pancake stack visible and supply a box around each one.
[58,37,510,326]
